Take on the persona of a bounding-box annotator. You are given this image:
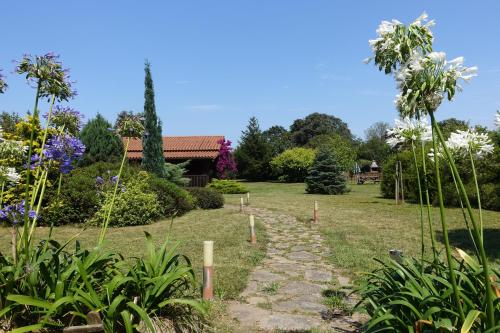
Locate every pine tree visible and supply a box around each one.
[79,114,123,165]
[305,147,348,194]
[234,117,272,180]
[142,61,165,177]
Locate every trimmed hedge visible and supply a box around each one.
[207,179,247,194]
[187,187,224,209]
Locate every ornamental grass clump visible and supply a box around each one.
[360,13,500,332]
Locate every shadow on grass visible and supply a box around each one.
[436,228,500,261]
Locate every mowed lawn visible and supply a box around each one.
[225,182,500,280]
[0,208,267,299]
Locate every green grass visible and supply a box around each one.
[226,182,500,280]
[1,208,267,298]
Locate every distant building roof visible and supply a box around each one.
[370,160,379,168]
[125,136,224,160]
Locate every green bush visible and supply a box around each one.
[187,187,224,209]
[207,179,248,194]
[147,175,195,217]
[90,174,161,227]
[270,147,315,182]
[305,147,348,195]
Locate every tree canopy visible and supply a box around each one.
[290,112,353,146]
[79,114,123,165]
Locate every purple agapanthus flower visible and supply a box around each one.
[44,134,86,174]
[0,69,7,93]
[95,176,104,185]
[0,200,37,225]
[44,106,84,135]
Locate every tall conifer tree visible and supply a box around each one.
[142,61,165,177]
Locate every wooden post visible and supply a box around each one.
[240,197,244,212]
[249,214,256,244]
[246,192,250,206]
[399,161,405,204]
[203,241,214,300]
[313,201,318,223]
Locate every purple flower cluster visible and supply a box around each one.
[0,200,37,225]
[44,106,84,135]
[15,53,76,101]
[95,173,125,192]
[216,139,237,179]
[0,69,7,93]
[44,134,86,174]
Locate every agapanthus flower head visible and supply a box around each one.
[495,110,500,128]
[365,13,434,73]
[115,113,144,138]
[427,147,443,162]
[0,166,20,184]
[44,134,86,174]
[394,51,477,116]
[15,53,76,101]
[0,200,37,225]
[386,117,432,148]
[0,69,7,93]
[445,129,494,159]
[44,106,83,135]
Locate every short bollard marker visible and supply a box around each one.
[203,241,214,300]
[246,192,250,205]
[313,201,319,223]
[240,196,244,212]
[249,214,257,244]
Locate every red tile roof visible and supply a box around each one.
[125,136,224,160]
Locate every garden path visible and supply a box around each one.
[226,204,366,332]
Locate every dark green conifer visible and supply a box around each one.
[79,113,123,165]
[305,147,348,194]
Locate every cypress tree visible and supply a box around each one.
[305,147,348,195]
[142,61,165,177]
[79,113,123,165]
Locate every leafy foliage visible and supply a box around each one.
[307,133,357,171]
[234,117,272,180]
[263,125,293,157]
[147,175,195,217]
[0,111,21,134]
[270,147,315,182]
[164,161,191,186]
[305,147,348,195]
[187,187,224,209]
[290,112,353,146]
[357,254,500,332]
[357,121,392,166]
[79,114,123,166]
[142,61,165,177]
[206,179,248,194]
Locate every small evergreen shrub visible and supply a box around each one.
[187,187,224,209]
[147,176,195,217]
[305,147,348,195]
[207,179,248,194]
[90,175,161,227]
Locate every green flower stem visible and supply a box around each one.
[0,181,4,208]
[468,149,483,241]
[420,141,437,262]
[22,80,41,258]
[99,137,130,245]
[429,113,465,323]
[28,169,49,244]
[56,173,63,199]
[410,141,425,273]
[431,112,495,328]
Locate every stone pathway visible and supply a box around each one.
[227,205,366,332]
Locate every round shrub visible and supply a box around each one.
[187,187,224,209]
[90,175,161,227]
[147,176,195,217]
[207,179,247,194]
[270,147,315,182]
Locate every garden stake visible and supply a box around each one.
[203,241,214,300]
[313,201,318,223]
[249,214,257,244]
[246,192,250,206]
[240,197,244,212]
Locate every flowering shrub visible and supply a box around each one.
[216,138,237,178]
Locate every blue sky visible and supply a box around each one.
[1,1,499,144]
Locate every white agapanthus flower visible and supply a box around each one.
[0,166,20,184]
[386,117,432,147]
[446,129,494,158]
[495,110,500,128]
[427,147,443,162]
